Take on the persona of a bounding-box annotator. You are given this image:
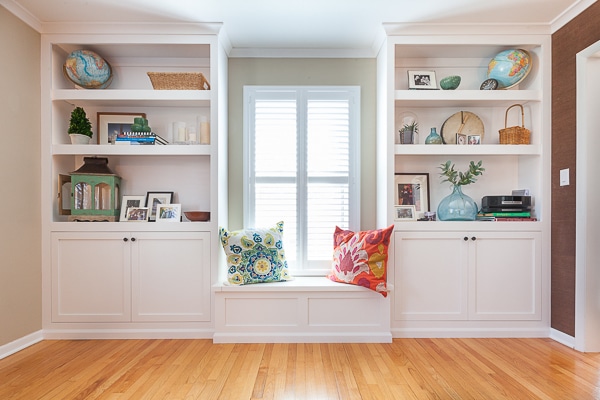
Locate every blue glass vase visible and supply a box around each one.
[425,127,443,144]
[437,185,478,221]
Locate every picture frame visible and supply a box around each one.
[97,112,146,144]
[119,195,146,222]
[456,133,467,145]
[156,204,181,222]
[394,205,417,221]
[394,173,430,215]
[146,191,174,221]
[468,134,481,145]
[408,70,438,90]
[124,207,149,221]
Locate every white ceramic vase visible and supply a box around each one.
[69,134,91,144]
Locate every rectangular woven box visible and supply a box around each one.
[147,72,210,90]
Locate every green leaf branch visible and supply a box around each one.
[439,160,485,186]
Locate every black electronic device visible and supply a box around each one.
[481,195,532,213]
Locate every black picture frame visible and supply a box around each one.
[145,191,174,221]
[394,173,430,215]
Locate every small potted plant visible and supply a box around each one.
[399,121,418,144]
[68,106,93,144]
[437,160,485,221]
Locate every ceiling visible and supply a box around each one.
[1,0,591,55]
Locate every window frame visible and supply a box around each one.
[243,85,361,275]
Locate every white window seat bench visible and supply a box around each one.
[213,276,392,343]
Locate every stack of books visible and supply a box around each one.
[115,132,168,145]
[476,211,537,221]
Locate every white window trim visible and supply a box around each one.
[243,85,361,275]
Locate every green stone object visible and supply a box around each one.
[439,75,461,90]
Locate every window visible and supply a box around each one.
[244,86,360,275]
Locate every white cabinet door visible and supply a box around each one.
[52,232,131,322]
[131,231,211,322]
[469,231,542,320]
[394,232,469,321]
[394,230,542,322]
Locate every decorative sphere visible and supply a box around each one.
[439,75,461,90]
[487,49,531,89]
[63,49,113,89]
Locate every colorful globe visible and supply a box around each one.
[487,49,531,89]
[63,49,112,89]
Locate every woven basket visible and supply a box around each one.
[499,104,531,144]
[147,72,210,90]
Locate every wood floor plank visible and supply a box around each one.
[1,338,599,399]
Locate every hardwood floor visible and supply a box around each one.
[1,338,599,399]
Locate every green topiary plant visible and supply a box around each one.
[439,160,485,187]
[68,107,93,138]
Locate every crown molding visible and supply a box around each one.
[0,0,42,32]
[551,0,597,33]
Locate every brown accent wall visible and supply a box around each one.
[551,2,600,336]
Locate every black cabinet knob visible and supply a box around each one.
[123,238,128,242]
[471,236,477,241]
[464,236,468,241]
[131,237,136,242]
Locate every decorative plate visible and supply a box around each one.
[440,111,485,144]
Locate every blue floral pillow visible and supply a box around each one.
[219,221,292,285]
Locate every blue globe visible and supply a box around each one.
[487,49,531,89]
[63,49,112,89]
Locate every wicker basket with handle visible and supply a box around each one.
[499,104,531,144]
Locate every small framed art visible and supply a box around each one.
[156,204,181,222]
[97,112,146,144]
[394,173,430,215]
[457,133,467,145]
[124,207,149,221]
[119,195,146,222]
[394,205,417,221]
[468,134,481,145]
[146,191,174,221]
[408,70,438,90]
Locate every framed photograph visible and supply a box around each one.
[456,133,467,145]
[394,205,417,221]
[468,134,481,145]
[119,195,146,222]
[146,191,174,221]
[156,204,181,222]
[408,70,438,90]
[124,207,149,221]
[97,112,146,144]
[394,173,430,215]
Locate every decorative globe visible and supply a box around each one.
[487,49,531,89]
[63,49,113,89]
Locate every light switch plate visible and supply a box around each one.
[560,168,570,186]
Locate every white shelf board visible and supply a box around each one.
[394,90,541,107]
[394,144,541,156]
[53,89,211,107]
[52,144,211,156]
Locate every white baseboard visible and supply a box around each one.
[41,328,214,340]
[392,327,550,338]
[213,331,393,344]
[549,328,575,348]
[0,330,44,360]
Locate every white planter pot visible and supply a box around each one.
[69,134,91,144]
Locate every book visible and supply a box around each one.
[478,211,531,217]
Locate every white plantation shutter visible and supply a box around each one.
[244,86,360,274]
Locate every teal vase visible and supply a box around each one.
[437,185,478,221]
[425,127,443,144]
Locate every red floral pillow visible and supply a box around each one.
[327,225,394,297]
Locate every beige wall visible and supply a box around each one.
[227,58,377,231]
[0,6,41,346]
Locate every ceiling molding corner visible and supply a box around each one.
[1,0,42,32]
[551,0,597,33]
